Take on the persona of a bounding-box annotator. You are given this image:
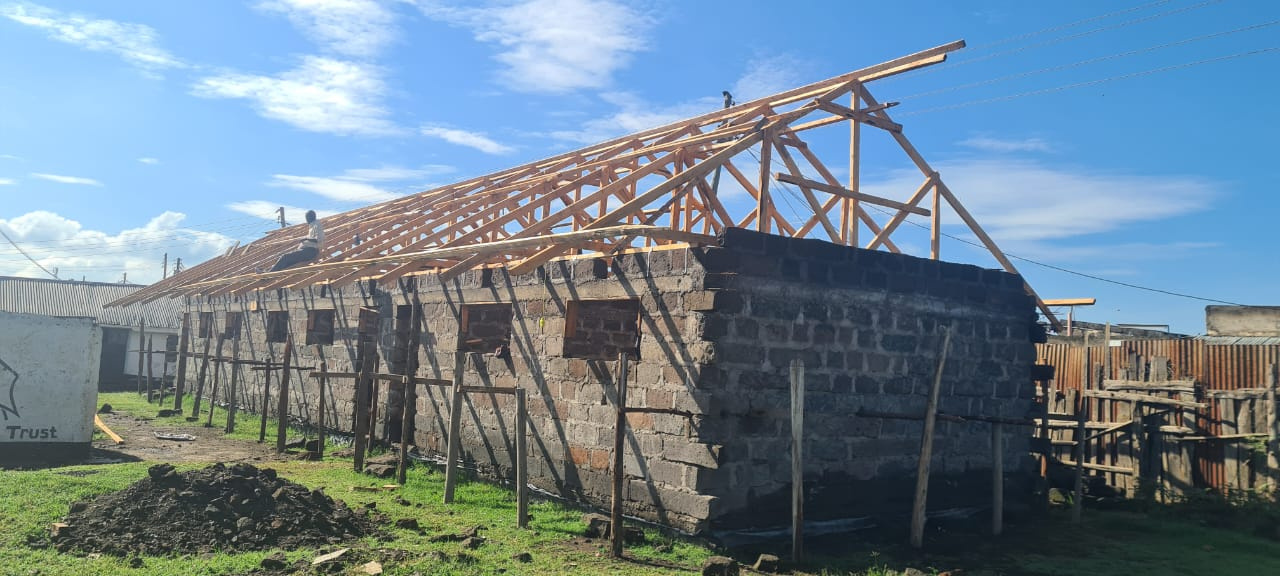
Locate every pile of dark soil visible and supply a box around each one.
[53,463,381,556]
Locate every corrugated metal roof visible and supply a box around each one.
[0,276,182,329]
[1195,335,1280,346]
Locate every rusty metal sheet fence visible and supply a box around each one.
[1036,340,1280,495]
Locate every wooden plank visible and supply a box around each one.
[174,313,190,411]
[443,352,465,503]
[773,173,931,216]
[910,327,951,549]
[224,337,240,434]
[205,336,225,428]
[353,308,378,468]
[258,360,272,443]
[1082,389,1205,409]
[516,388,529,529]
[397,299,423,484]
[790,358,805,561]
[1103,379,1196,392]
[1042,298,1097,306]
[316,358,327,458]
[1223,397,1240,491]
[277,337,294,453]
[814,100,903,132]
[1268,363,1279,493]
[94,415,123,445]
[611,353,630,558]
[136,319,146,396]
[1057,459,1136,475]
[1073,386,1086,522]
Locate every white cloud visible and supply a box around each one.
[416,0,651,93]
[269,174,398,203]
[258,0,398,59]
[137,157,159,165]
[340,164,453,181]
[421,125,514,154]
[1,2,184,71]
[958,135,1053,153]
[0,210,234,283]
[0,154,22,161]
[226,200,338,222]
[731,54,810,102]
[549,91,715,144]
[860,157,1216,244]
[0,178,14,186]
[192,56,399,136]
[261,163,444,204]
[30,172,102,186]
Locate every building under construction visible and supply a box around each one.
[113,41,1049,533]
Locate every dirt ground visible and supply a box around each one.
[91,411,292,464]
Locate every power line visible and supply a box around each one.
[0,226,59,279]
[896,19,1280,102]
[859,204,1247,306]
[897,46,1280,117]
[965,0,1175,52]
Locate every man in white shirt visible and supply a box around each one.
[269,210,324,271]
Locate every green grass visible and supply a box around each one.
[98,391,312,445]
[12,393,1274,575]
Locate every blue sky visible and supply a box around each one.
[0,0,1276,334]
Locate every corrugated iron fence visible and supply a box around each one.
[1036,339,1280,495]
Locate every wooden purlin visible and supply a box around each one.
[112,39,1055,332]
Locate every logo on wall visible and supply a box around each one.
[0,356,18,420]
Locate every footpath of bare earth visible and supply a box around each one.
[3,392,1280,576]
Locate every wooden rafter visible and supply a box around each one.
[107,40,1063,331]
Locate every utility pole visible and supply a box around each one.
[162,253,168,279]
[276,207,287,229]
[173,258,183,275]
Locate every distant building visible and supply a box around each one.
[0,276,182,390]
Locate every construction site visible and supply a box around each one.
[2,3,1278,574]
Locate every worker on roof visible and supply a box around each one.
[269,210,323,271]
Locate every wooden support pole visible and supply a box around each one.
[276,337,293,453]
[992,422,1004,536]
[1073,340,1090,523]
[190,334,212,419]
[910,326,952,549]
[757,131,773,234]
[316,358,327,459]
[225,337,240,434]
[353,307,379,470]
[443,352,465,503]
[516,388,529,529]
[1267,363,1278,490]
[790,358,805,562]
[174,313,190,411]
[930,181,940,260]
[136,319,146,396]
[158,352,168,406]
[258,360,272,443]
[611,352,630,558]
[145,336,154,402]
[205,335,225,428]
[1131,399,1143,496]
[846,85,860,246]
[397,375,412,485]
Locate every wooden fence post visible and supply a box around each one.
[1073,340,1090,523]
[174,313,190,411]
[398,375,413,485]
[145,336,154,402]
[276,337,293,453]
[316,359,327,458]
[790,358,805,562]
[225,338,240,433]
[443,352,465,503]
[190,334,212,420]
[516,388,529,529]
[992,422,1003,536]
[1267,363,1278,491]
[611,352,631,558]
[910,326,952,549]
[136,319,146,396]
[258,360,272,443]
[205,335,225,428]
[353,307,379,470]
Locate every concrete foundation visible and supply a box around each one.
[184,228,1039,533]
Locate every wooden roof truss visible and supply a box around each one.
[112,40,1062,331]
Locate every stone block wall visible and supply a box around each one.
[179,227,1039,534]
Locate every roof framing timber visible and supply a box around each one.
[109,39,1063,332]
